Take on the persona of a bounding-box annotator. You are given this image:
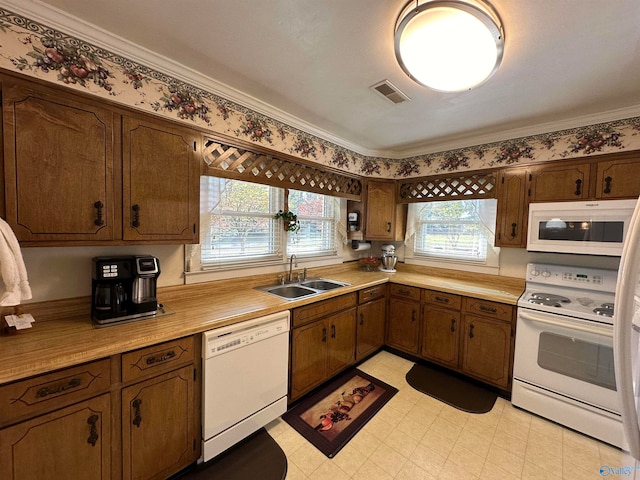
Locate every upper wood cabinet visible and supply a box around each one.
[122,115,199,242]
[528,162,591,202]
[2,79,117,243]
[364,179,406,241]
[595,156,640,199]
[495,168,528,248]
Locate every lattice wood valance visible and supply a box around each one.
[398,172,497,203]
[202,139,362,200]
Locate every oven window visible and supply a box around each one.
[537,332,616,390]
[538,221,623,243]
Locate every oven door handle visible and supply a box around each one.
[519,310,612,338]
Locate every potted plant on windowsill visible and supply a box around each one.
[274,210,300,233]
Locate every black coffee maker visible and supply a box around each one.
[91,255,160,324]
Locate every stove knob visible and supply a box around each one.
[529,267,540,277]
[541,269,551,278]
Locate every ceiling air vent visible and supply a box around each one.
[370,80,410,104]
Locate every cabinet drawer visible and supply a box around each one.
[122,336,194,383]
[358,285,386,304]
[293,293,357,328]
[463,297,514,322]
[423,290,462,310]
[0,359,111,426]
[388,284,421,301]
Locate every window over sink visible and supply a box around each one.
[186,177,344,275]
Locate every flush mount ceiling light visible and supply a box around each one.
[394,0,505,92]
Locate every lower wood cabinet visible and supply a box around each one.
[0,394,111,480]
[386,285,421,355]
[356,285,386,361]
[0,335,199,480]
[421,305,460,369]
[290,294,357,401]
[122,365,196,480]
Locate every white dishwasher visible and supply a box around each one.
[202,311,290,462]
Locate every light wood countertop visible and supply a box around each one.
[0,263,524,385]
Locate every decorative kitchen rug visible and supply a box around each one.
[174,428,287,480]
[406,363,497,414]
[282,369,398,458]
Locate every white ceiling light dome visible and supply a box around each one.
[394,0,505,92]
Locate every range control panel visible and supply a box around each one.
[526,263,618,293]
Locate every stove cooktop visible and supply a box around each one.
[518,263,618,325]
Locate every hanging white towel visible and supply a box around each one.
[0,218,32,306]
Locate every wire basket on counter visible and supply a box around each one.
[358,257,381,272]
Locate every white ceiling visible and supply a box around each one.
[11,0,640,157]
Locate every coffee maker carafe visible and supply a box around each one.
[92,255,160,324]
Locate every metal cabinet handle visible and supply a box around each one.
[510,222,517,238]
[574,179,582,196]
[36,377,82,398]
[131,204,140,228]
[331,324,336,339]
[322,327,327,342]
[387,221,392,233]
[87,414,99,446]
[132,399,142,428]
[450,318,456,333]
[94,201,105,226]
[479,305,497,314]
[434,295,450,304]
[604,176,612,194]
[469,323,475,339]
[398,288,410,296]
[145,350,176,365]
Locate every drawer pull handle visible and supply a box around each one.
[331,324,336,339]
[450,318,456,333]
[359,313,365,326]
[132,399,142,428]
[510,222,517,238]
[469,323,475,339]
[146,350,176,365]
[87,414,99,446]
[131,204,140,228]
[434,296,450,304]
[604,176,612,194]
[35,377,82,398]
[479,305,497,314]
[322,327,327,343]
[94,201,105,226]
[398,288,410,296]
[574,179,582,196]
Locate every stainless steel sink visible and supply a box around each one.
[257,278,350,300]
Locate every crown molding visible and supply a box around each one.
[4,1,640,162]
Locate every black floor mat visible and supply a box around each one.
[175,428,287,480]
[406,363,497,414]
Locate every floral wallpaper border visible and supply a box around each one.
[0,8,639,179]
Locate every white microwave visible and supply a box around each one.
[527,199,638,256]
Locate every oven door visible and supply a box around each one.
[513,308,619,413]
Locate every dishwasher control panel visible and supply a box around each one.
[204,312,290,358]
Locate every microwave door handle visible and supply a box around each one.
[519,310,613,338]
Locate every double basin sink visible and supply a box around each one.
[257,278,350,300]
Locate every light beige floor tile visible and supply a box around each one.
[598,443,628,466]
[349,428,383,458]
[448,443,486,476]
[410,442,448,476]
[353,459,394,480]
[486,444,525,477]
[275,426,307,456]
[495,415,531,442]
[370,442,409,477]
[386,394,418,416]
[395,414,430,442]
[265,417,290,438]
[463,415,498,441]
[438,458,480,480]
[416,393,446,415]
[331,443,367,477]
[439,403,472,426]
[363,414,394,441]
[374,403,405,427]
[529,415,563,443]
[429,415,465,441]
[490,429,528,459]
[396,460,437,480]
[524,442,563,473]
[562,459,606,480]
[455,428,492,458]
[405,403,438,428]
[420,424,458,457]
[480,461,521,480]
[287,442,327,477]
[307,460,350,480]
[522,461,562,480]
[383,426,419,456]
[284,461,307,480]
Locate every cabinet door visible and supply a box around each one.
[529,163,591,201]
[421,306,460,369]
[327,309,357,376]
[364,180,396,240]
[0,394,110,480]
[122,365,197,480]
[495,168,528,247]
[356,297,386,361]
[460,315,511,389]
[122,116,199,242]
[290,321,328,400]
[596,157,640,199]
[386,297,420,354]
[2,80,116,242]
